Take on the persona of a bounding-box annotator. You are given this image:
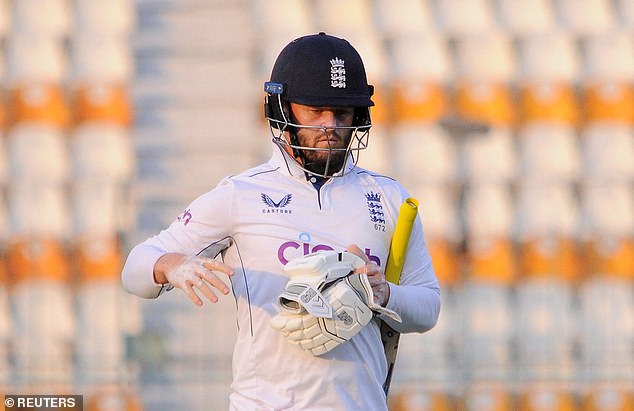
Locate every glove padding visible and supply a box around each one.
[271,251,401,356]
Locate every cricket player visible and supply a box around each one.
[122,33,440,410]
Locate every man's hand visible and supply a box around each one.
[346,244,390,307]
[154,253,234,306]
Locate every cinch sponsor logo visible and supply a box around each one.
[277,233,381,266]
[177,208,192,225]
[261,193,293,214]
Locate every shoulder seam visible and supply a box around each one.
[248,167,279,178]
[355,169,396,181]
[228,167,279,180]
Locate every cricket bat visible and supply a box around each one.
[381,197,419,397]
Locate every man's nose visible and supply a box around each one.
[320,111,339,129]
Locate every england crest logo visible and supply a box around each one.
[330,57,346,88]
[365,191,385,224]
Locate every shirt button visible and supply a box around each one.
[310,177,317,183]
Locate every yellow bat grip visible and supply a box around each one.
[384,198,419,285]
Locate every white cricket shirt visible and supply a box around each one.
[122,145,441,411]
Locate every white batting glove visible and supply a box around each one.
[278,251,366,317]
[271,250,400,356]
[278,250,402,321]
[160,254,234,307]
[271,276,374,356]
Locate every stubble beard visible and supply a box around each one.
[295,128,352,176]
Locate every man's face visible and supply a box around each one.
[288,102,355,176]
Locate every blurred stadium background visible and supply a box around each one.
[0,0,632,410]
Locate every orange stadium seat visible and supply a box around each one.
[519,237,580,283]
[7,84,70,127]
[5,34,68,127]
[70,35,134,126]
[344,33,391,126]
[6,238,70,285]
[390,33,452,124]
[389,388,455,411]
[454,82,516,127]
[464,184,516,284]
[517,32,581,126]
[409,184,463,287]
[580,31,634,125]
[72,84,133,126]
[461,382,515,411]
[7,237,75,381]
[581,237,634,280]
[74,235,122,283]
[517,82,580,126]
[467,237,517,285]
[514,183,581,375]
[582,82,634,125]
[577,184,633,377]
[518,385,577,411]
[580,183,633,279]
[391,80,447,124]
[0,91,6,130]
[426,238,461,288]
[582,384,633,411]
[453,32,517,127]
[370,84,393,127]
[0,253,6,287]
[85,386,143,411]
